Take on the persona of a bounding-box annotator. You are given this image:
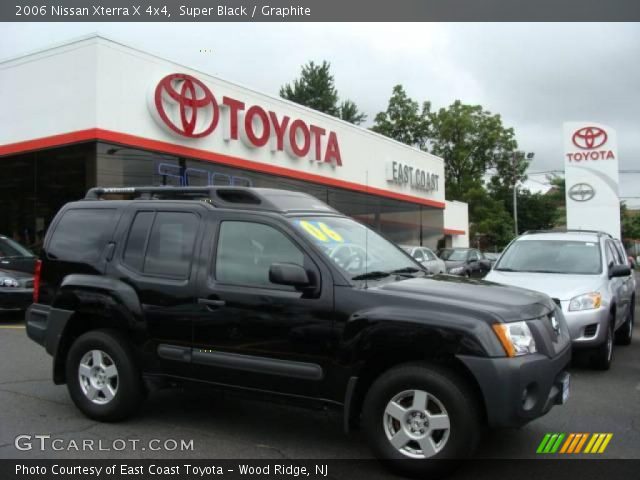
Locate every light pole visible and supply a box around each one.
[512,152,535,236]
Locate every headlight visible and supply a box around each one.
[492,321,537,357]
[0,277,20,288]
[449,267,464,274]
[568,292,602,311]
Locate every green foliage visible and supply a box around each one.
[465,186,514,248]
[371,85,431,148]
[280,60,366,125]
[429,101,520,201]
[621,203,640,240]
[339,99,367,124]
[488,183,557,233]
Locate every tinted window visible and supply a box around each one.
[216,221,304,288]
[0,237,34,258]
[496,239,602,275]
[422,248,436,261]
[469,251,479,261]
[123,211,154,272]
[413,249,425,261]
[144,212,199,278]
[48,209,116,262]
[605,241,621,266]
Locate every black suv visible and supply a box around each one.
[26,186,571,473]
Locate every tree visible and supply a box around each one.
[280,60,366,125]
[371,85,431,149]
[465,186,514,249]
[339,99,367,124]
[545,176,566,228]
[621,202,640,240]
[428,101,520,201]
[488,182,557,233]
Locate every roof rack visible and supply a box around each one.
[83,186,337,214]
[522,229,612,238]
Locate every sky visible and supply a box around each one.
[1,22,639,206]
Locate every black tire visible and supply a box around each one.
[615,297,634,346]
[591,317,614,370]
[362,363,481,476]
[65,329,144,421]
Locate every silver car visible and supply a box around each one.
[402,245,446,274]
[485,230,635,370]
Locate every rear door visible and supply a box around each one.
[107,203,206,377]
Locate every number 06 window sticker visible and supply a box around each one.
[297,220,344,243]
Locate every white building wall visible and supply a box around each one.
[444,200,469,247]
[0,39,98,144]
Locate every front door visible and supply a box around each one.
[192,214,335,398]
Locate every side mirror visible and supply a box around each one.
[269,263,311,287]
[609,264,631,278]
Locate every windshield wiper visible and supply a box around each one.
[390,267,426,277]
[351,271,391,281]
[494,267,518,272]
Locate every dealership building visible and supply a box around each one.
[0,35,468,251]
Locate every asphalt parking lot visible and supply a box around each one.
[0,277,638,466]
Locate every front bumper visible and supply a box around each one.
[0,288,33,312]
[458,345,571,428]
[561,305,610,348]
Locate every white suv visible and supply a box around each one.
[485,230,635,370]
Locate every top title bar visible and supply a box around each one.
[3,0,640,22]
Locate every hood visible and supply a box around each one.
[485,270,603,301]
[373,275,554,323]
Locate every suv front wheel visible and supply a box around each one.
[362,363,481,475]
[65,329,144,421]
[591,316,614,370]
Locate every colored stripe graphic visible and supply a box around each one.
[538,433,613,454]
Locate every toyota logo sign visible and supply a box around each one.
[148,73,343,166]
[568,183,595,202]
[154,73,219,138]
[572,126,608,150]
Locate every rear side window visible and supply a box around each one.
[48,209,117,262]
[123,211,199,278]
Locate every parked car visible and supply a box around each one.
[438,248,492,278]
[485,230,634,370]
[0,235,36,313]
[0,235,37,274]
[483,252,501,266]
[26,186,571,474]
[401,245,445,274]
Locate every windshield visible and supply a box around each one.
[495,239,602,275]
[292,216,420,279]
[439,249,468,261]
[0,237,34,258]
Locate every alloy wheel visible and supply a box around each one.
[383,389,451,459]
[78,349,119,405]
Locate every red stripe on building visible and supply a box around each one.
[0,129,446,210]
[444,228,466,235]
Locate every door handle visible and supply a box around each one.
[198,298,226,309]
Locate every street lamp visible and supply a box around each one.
[512,152,535,236]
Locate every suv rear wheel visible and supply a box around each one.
[65,329,144,421]
[362,363,481,475]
